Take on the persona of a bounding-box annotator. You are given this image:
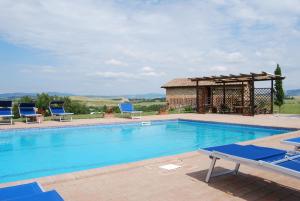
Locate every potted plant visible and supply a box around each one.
[158,105,168,115]
[103,105,114,118]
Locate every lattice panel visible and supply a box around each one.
[212,88,224,112]
[254,88,272,114]
[243,84,252,115]
[212,87,243,113]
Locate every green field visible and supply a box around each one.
[274,96,300,114]
[9,95,299,123]
[70,96,166,107]
[71,96,300,115]
[70,96,121,106]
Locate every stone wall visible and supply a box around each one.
[166,87,197,109]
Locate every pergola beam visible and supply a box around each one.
[190,71,284,83]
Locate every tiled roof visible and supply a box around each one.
[161,78,244,88]
[161,78,218,88]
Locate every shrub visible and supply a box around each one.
[102,105,108,113]
[64,100,90,114]
[36,93,53,116]
[12,104,20,119]
[111,106,120,113]
[134,104,166,112]
[183,106,194,113]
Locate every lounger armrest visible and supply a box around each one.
[22,114,42,117]
[131,111,142,113]
[281,138,300,147]
[52,112,74,116]
[0,115,13,117]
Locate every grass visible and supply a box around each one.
[274,96,300,114]
[70,96,121,107]
[70,96,166,107]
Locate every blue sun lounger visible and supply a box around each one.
[49,101,73,122]
[19,103,42,124]
[119,102,142,119]
[282,137,300,150]
[0,101,13,125]
[200,144,300,182]
[0,182,64,201]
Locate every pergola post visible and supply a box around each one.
[251,75,255,116]
[196,81,199,113]
[271,79,274,114]
[223,82,226,106]
[241,81,244,114]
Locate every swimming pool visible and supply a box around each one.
[0,119,294,183]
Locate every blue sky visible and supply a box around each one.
[0,0,299,95]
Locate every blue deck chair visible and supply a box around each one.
[0,182,64,201]
[0,101,13,125]
[19,103,42,124]
[118,102,142,119]
[200,144,300,182]
[49,101,73,122]
[282,137,300,150]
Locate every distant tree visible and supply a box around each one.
[102,105,108,113]
[36,93,53,115]
[61,97,90,114]
[274,64,285,112]
[18,96,34,103]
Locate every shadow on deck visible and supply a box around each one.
[187,167,300,201]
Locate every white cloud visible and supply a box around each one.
[20,65,57,74]
[208,50,246,64]
[105,59,128,66]
[40,65,57,73]
[140,66,165,77]
[92,66,165,80]
[0,0,299,94]
[94,71,136,79]
[210,65,229,73]
[141,66,154,72]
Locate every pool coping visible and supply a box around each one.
[0,118,298,132]
[178,118,299,131]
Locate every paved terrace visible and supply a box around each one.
[0,114,300,201]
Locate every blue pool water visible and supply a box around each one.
[0,120,294,183]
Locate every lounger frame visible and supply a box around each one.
[118,103,142,119]
[0,114,13,125]
[0,101,13,125]
[18,104,42,124]
[199,149,300,183]
[49,101,73,122]
[281,139,300,150]
[49,112,73,122]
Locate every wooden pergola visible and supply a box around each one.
[190,72,285,115]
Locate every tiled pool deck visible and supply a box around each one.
[1,114,300,201]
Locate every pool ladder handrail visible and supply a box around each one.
[141,121,151,126]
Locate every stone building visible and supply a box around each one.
[162,78,249,113]
[161,72,284,115]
